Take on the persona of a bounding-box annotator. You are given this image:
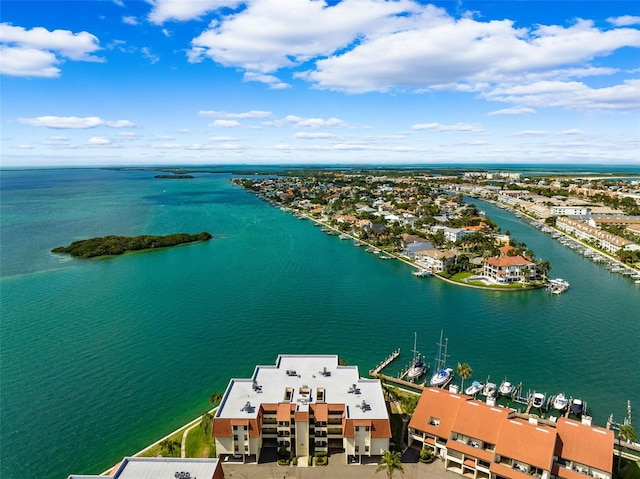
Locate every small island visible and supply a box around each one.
[154,174,194,179]
[52,232,212,258]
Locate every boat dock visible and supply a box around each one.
[375,373,427,391]
[369,349,400,376]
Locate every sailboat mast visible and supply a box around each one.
[434,329,443,371]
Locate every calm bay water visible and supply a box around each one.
[1,167,639,479]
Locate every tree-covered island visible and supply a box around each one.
[52,232,212,258]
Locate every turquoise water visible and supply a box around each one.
[1,168,639,479]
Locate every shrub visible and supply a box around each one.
[419,446,436,464]
[315,456,328,466]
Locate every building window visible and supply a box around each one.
[244,435,248,440]
[365,446,370,453]
[355,446,359,453]
[244,425,247,431]
[234,445,239,452]
[355,427,359,432]
[365,426,370,432]
[233,435,238,440]
[244,445,249,452]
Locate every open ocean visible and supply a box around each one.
[1,166,639,479]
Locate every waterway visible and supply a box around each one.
[1,167,638,479]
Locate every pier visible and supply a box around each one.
[369,349,400,376]
[375,373,427,391]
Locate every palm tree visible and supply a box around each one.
[160,438,180,457]
[201,411,213,436]
[457,363,473,392]
[209,391,223,407]
[536,260,551,281]
[617,424,638,473]
[376,450,404,479]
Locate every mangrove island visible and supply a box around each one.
[52,232,212,258]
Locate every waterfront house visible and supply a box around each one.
[211,355,390,464]
[415,249,457,272]
[484,254,537,284]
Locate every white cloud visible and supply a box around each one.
[484,79,640,111]
[199,110,272,119]
[607,15,640,27]
[147,0,243,25]
[488,107,536,116]
[412,122,485,133]
[87,136,113,145]
[140,47,160,64]
[243,72,290,89]
[209,135,239,141]
[17,116,135,129]
[0,23,103,77]
[209,119,240,127]
[122,16,139,26]
[179,1,640,112]
[262,114,350,129]
[294,132,337,139]
[106,119,136,128]
[188,0,419,73]
[297,117,347,128]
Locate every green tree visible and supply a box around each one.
[457,363,473,392]
[376,450,404,479]
[536,260,551,281]
[160,439,180,457]
[617,424,637,473]
[209,391,223,407]
[201,411,213,436]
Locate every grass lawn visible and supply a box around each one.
[185,422,216,458]
[138,429,184,458]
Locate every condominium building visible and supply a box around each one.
[211,355,390,463]
[67,457,224,479]
[556,217,636,253]
[409,388,614,479]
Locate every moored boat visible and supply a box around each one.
[430,367,453,387]
[465,380,484,396]
[412,269,432,277]
[430,330,453,387]
[532,392,546,409]
[483,382,497,398]
[570,398,585,416]
[498,380,515,398]
[552,393,569,411]
[406,332,426,380]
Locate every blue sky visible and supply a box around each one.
[1,0,639,166]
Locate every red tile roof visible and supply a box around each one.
[496,419,557,469]
[555,418,614,473]
[408,388,470,440]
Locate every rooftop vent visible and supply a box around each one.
[175,473,193,479]
[241,401,255,413]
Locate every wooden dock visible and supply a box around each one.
[375,373,427,391]
[369,349,400,376]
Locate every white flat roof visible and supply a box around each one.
[215,354,388,421]
[114,457,220,479]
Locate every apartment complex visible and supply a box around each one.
[409,388,614,479]
[556,217,637,254]
[211,355,390,463]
